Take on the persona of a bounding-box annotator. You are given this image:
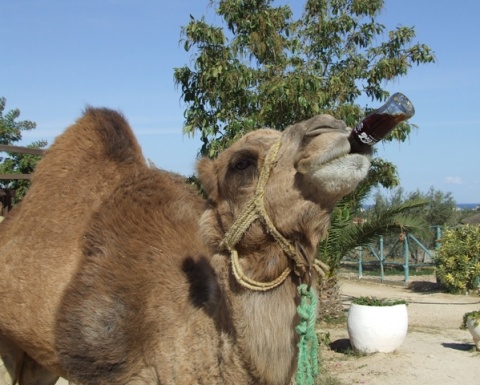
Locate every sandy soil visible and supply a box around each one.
[321,276,480,385]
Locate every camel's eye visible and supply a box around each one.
[234,159,251,171]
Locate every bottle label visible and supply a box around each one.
[357,131,376,145]
[354,123,379,145]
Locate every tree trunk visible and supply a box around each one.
[317,275,345,321]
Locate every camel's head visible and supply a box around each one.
[197,114,370,286]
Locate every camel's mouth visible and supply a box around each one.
[313,152,369,174]
[296,144,368,174]
[302,152,371,198]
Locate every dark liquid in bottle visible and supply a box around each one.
[349,93,414,153]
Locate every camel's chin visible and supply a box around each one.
[308,154,370,197]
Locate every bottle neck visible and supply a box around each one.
[349,92,415,153]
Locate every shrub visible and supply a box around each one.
[351,296,407,306]
[461,310,480,329]
[435,225,480,294]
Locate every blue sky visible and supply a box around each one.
[1,0,479,204]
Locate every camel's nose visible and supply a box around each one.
[303,114,348,138]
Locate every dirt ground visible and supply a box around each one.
[321,275,480,385]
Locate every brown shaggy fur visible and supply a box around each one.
[0,108,370,385]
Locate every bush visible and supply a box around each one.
[461,310,480,329]
[351,296,407,306]
[435,225,480,294]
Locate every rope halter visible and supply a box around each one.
[219,137,310,291]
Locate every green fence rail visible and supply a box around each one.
[353,226,442,283]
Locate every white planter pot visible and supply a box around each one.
[466,317,480,350]
[347,303,408,353]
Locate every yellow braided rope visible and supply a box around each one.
[220,138,309,291]
[220,139,282,251]
[231,249,292,291]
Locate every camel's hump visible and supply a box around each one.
[42,107,145,167]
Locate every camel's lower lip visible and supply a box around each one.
[312,152,366,171]
[308,154,371,195]
[326,153,366,167]
[317,153,370,172]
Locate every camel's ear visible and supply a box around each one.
[197,157,219,201]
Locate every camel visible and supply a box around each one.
[0,108,371,385]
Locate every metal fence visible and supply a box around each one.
[344,226,442,283]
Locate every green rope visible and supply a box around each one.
[295,284,319,385]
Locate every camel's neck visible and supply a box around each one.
[212,253,299,385]
[239,283,299,384]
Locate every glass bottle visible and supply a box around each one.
[349,92,415,153]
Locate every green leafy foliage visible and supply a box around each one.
[0,97,36,145]
[175,0,435,277]
[318,187,429,276]
[352,296,407,306]
[366,187,460,255]
[175,0,435,160]
[461,310,480,329]
[0,97,46,204]
[435,225,480,294]
[369,187,460,227]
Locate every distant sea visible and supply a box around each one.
[364,203,480,210]
[457,203,480,210]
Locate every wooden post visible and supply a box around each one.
[0,144,45,216]
[0,144,45,155]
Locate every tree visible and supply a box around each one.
[0,97,46,204]
[436,225,480,294]
[369,186,460,227]
[316,187,429,318]
[175,0,435,162]
[364,187,460,270]
[322,191,429,276]
[410,187,459,227]
[174,0,435,317]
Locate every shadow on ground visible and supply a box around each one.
[441,342,475,352]
[407,281,444,293]
[329,338,352,354]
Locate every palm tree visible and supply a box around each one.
[316,187,429,320]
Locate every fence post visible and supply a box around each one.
[0,145,44,217]
[435,225,442,251]
[358,246,363,279]
[404,234,409,284]
[379,236,385,282]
